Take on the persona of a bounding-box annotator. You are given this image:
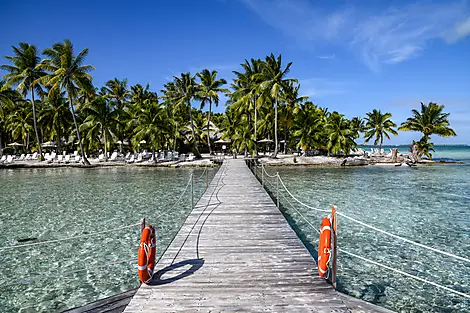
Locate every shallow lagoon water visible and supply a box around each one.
[260,147,470,312]
[0,166,216,312]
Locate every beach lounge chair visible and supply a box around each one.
[31,152,38,160]
[173,152,179,161]
[98,154,105,162]
[24,154,31,160]
[44,153,51,161]
[73,151,78,157]
[165,152,173,161]
[5,155,14,164]
[48,152,57,163]
[110,151,118,161]
[125,152,131,160]
[127,154,135,163]
[18,154,25,161]
[187,153,195,161]
[0,155,6,163]
[57,155,64,163]
[73,155,81,163]
[64,155,70,163]
[135,153,143,163]
[179,154,186,162]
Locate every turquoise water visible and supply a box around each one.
[259,145,470,313]
[0,167,216,312]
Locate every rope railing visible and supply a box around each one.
[260,163,470,264]
[254,161,470,299]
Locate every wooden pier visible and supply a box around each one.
[122,159,393,313]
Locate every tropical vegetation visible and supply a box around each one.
[0,40,457,162]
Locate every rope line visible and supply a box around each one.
[261,163,470,264]
[0,223,141,251]
[339,248,470,299]
[336,212,470,264]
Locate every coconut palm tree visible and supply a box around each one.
[104,78,130,111]
[260,54,297,158]
[196,69,228,154]
[129,99,170,162]
[1,43,45,157]
[172,73,201,158]
[292,101,324,151]
[38,88,72,153]
[80,96,120,160]
[280,81,308,153]
[37,39,95,165]
[364,109,398,152]
[398,102,456,139]
[6,100,33,150]
[326,112,356,155]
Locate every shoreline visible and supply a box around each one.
[0,154,463,169]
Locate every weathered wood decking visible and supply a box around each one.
[123,159,393,313]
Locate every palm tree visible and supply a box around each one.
[6,100,33,150]
[37,39,95,165]
[80,96,120,160]
[1,43,45,158]
[280,81,308,153]
[196,69,227,155]
[326,112,356,155]
[104,78,130,111]
[260,54,296,158]
[398,102,456,139]
[172,73,201,158]
[129,99,170,162]
[38,88,72,153]
[364,109,398,152]
[0,81,20,155]
[292,102,324,151]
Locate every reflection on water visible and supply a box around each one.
[0,166,216,312]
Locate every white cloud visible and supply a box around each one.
[316,54,335,60]
[242,0,470,71]
[445,16,470,43]
[299,78,350,98]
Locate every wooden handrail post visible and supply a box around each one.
[190,173,194,210]
[276,172,279,209]
[141,218,146,233]
[331,205,337,289]
[261,164,264,187]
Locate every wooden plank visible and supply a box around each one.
[62,289,137,313]
[123,159,392,312]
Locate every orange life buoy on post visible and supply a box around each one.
[138,225,156,284]
[318,217,331,277]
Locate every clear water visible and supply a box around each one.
[260,145,470,313]
[0,166,216,312]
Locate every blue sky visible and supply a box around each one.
[1,0,469,145]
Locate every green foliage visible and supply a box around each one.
[364,109,398,150]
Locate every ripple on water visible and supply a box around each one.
[262,164,470,313]
[0,166,216,312]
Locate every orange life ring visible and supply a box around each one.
[317,217,331,277]
[138,225,156,284]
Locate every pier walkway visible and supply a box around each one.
[123,159,392,313]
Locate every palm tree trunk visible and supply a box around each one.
[254,97,257,155]
[57,125,62,154]
[207,100,212,155]
[30,87,43,159]
[68,94,90,165]
[104,130,108,161]
[188,101,201,158]
[273,99,279,158]
[173,121,178,152]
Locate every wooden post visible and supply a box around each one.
[141,218,146,233]
[190,173,194,210]
[331,206,337,289]
[276,172,279,209]
[261,164,264,187]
